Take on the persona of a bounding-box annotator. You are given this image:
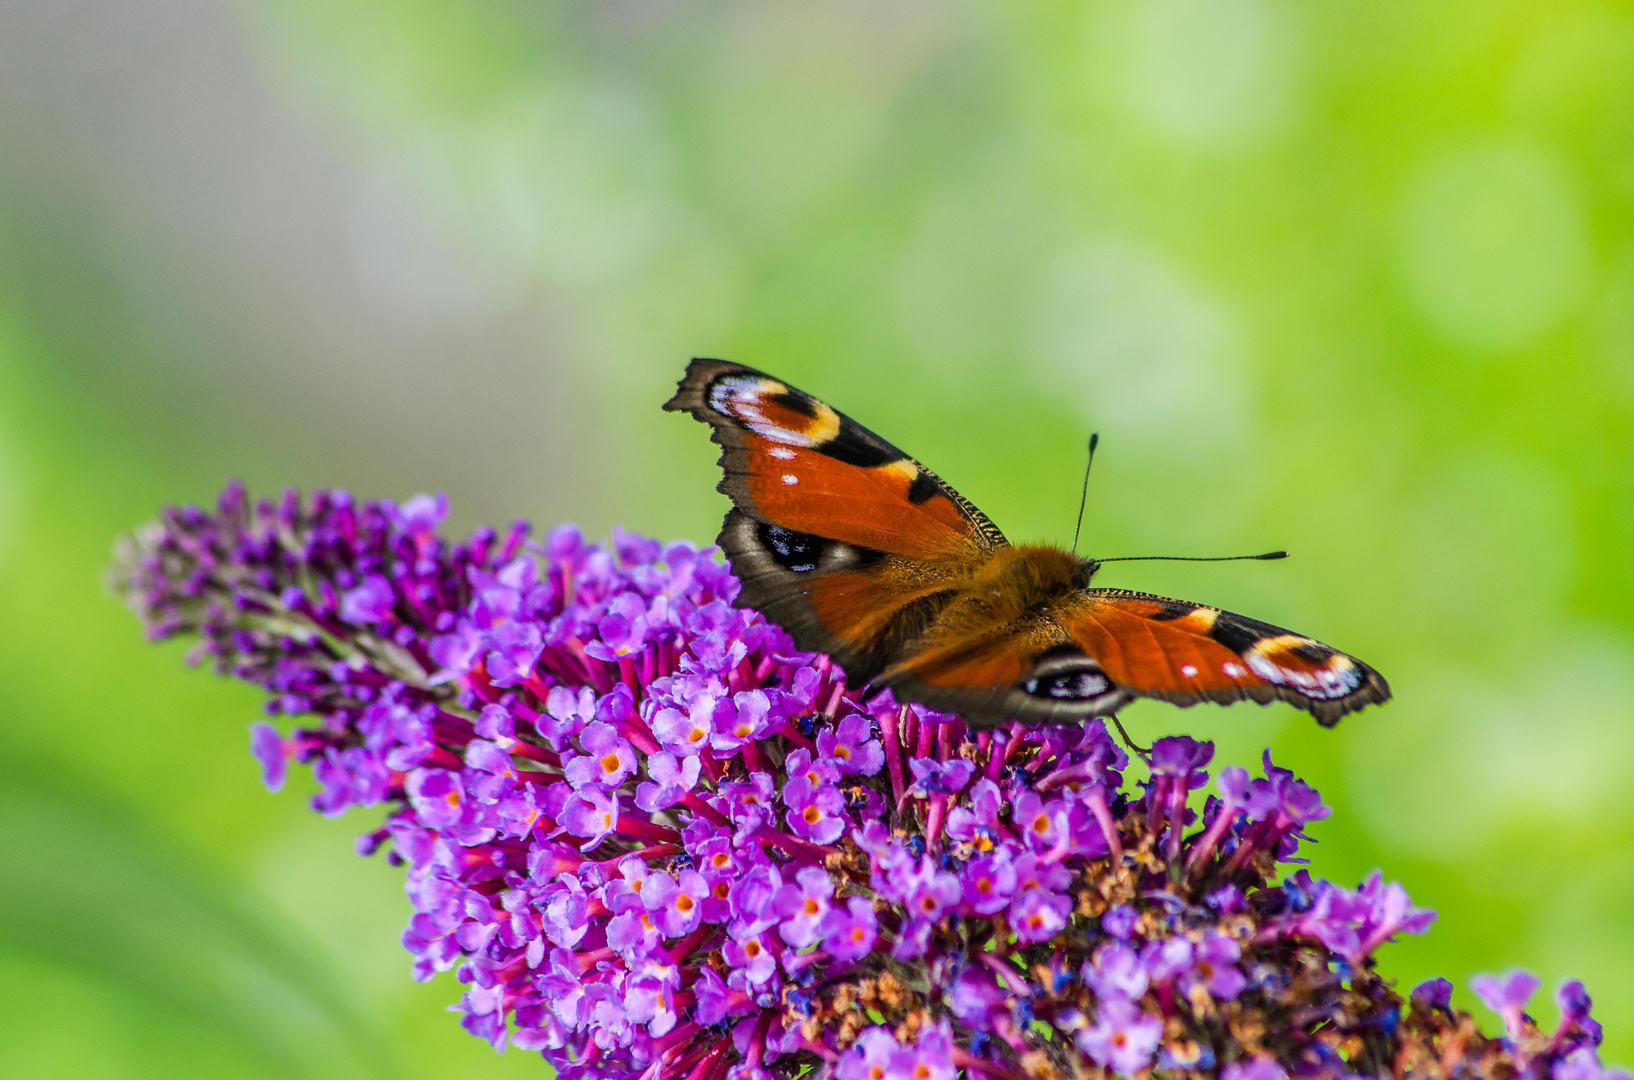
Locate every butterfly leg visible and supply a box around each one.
[1109,714,1151,758]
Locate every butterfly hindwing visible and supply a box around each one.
[717,509,967,684]
[872,628,1134,727]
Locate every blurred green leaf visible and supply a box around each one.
[0,768,388,1080]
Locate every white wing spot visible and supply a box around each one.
[781,474,799,486]
[770,447,797,460]
[1243,638,1363,699]
[1223,662,1247,678]
[1180,665,1198,677]
[708,375,841,446]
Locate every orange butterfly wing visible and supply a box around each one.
[666,358,1002,560]
[665,358,1003,684]
[1063,589,1388,726]
[876,582,1389,728]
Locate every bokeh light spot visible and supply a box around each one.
[347,155,522,321]
[1399,452,1574,647]
[1350,632,1634,863]
[703,2,945,224]
[1096,0,1299,149]
[1398,140,1590,350]
[1029,240,1248,458]
[1591,241,1634,401]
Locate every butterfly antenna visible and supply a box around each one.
[1071,433,1099,557]
[1096,551,1289,564]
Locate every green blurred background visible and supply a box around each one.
[1,0,1632,1075]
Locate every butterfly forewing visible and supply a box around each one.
[1063,590,1390,727]
[665,359,1005,559]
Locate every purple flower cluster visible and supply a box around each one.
[115,485,1624,1080]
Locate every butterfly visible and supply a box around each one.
[665,359,1389,728]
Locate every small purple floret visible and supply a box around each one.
[1078,998,1163,1075]
[339,573,396,624]
[249,721,289,791]
[1473,970,1541,1039]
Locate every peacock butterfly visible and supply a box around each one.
[665,359,1389,728]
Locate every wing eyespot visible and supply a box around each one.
[1019,649,1115,702]
[750,520,882,577]
[1023,670,1111,700]
[759,523,820,573]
